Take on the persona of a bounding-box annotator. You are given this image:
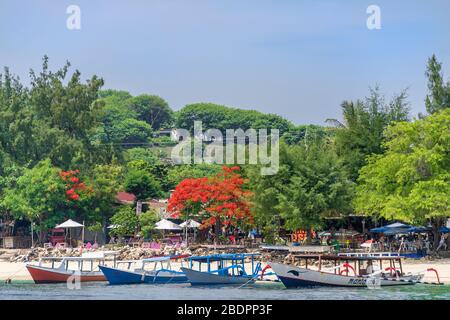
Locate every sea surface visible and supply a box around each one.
[0,281,449,300]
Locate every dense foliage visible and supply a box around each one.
[0,55,448,246]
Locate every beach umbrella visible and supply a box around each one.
[179,220,201,245]
[179,220,201,228]
[370,222,412,233]
[155,219,182,230]
[439,226,450,234]
[55,219,85,246]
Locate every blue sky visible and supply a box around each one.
[1,0,449,124]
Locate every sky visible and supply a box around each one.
[0,0,449,125]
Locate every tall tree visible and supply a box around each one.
[1,159,66,242]
[247,141,354,243]
[354,109,450,248]
[168,166,253,240]
[124,168,162,202]
[327,87,410,181]
[425,54,450,114]
[128,94,174,130]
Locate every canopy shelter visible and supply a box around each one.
[155,219,182,231]
[179,219,201,246]
[55,219,85,247]
[179,220,201,228]
[440,227,450,234]
[370,222,429,235]
[370,222,412,234]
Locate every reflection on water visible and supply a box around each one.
[0,281,449,300]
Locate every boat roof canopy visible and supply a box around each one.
[290,254,404,261]
[188,253,260,262]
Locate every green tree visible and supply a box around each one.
[88,164,124,235]
[425,55,450,114]
[354,109,450,248]
[110,206,139,237]
[247,141,354,242]
[166,164,222,189]
[0,56,106,169]
[94,90,153,150]
[138,210,159,238]
[124,168,162,202]
[176,103,293,134]
[1,159,66,242]
[128,94,174,130]
[327,87,410,181]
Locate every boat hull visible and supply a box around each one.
[181,267,254,286]
[270,262,422,288]
[99,265,188,285]
[26,265,105,284]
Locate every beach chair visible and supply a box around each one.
[55,242,67,249]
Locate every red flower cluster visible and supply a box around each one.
[168,166,253,230]
[60,170,88,201]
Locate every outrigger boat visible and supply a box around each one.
[270,253,441,288]
[99,254,189,285]
[180,253,270,286]
[26,251,118,284]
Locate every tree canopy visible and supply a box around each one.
[354,109,450,245]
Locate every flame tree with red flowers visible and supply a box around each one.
[168,166,253,242]
[59,169,95,223]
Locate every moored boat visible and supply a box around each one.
[269,253,439,288]
[26,251,118,284]
[99,255,189,285]
[181,253,267,286]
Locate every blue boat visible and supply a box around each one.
[99,255,189,285]
[181,253,271,286]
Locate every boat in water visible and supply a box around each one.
[181,253,270,286]
[269,253,441,288]
[26,251,118,284]
[99,255,189,285]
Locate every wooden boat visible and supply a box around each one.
[26,251,118,284]
[99,255,189,285]
[180,253,265,286]
[269,253,435,288]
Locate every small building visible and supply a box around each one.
[0,219,32,249]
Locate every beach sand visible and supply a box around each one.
[1,257,450,284]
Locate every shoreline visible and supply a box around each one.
[2,257,450,284]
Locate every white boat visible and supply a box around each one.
[269,254,434,288]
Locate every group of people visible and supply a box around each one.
[373,232,449,254]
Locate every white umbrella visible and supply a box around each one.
[107,224,120,229]
[179,220,201,228]
[55,219,85,246]
[155,219,182,230]
[179,219,201,246]
[55,219,84,228]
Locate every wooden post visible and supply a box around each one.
[82,221,85,245]
[318,255,322,271]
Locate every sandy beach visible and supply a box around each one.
[1,256,450,284]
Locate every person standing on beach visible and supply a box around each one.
[436,234,448,252]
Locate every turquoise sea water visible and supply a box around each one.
[0,281,449,300]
